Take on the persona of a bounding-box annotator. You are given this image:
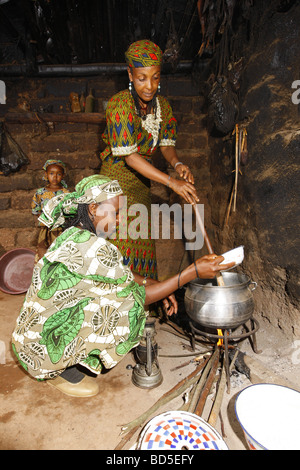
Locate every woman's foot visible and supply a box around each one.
[47,368,99,397]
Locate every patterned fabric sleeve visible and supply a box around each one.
[31,190,42,215]
[159,96,178,147]
[32,187,70,220]
[105,91,138,157]
[44,228,125,279]
[43,227,145,307]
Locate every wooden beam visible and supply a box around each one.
[1,112,106,125]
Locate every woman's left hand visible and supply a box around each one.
[169,178,199,205]
[175,163,194,184]
[136,274,178,316]
[162,294,177,316]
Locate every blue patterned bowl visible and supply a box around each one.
[136,410,228,450]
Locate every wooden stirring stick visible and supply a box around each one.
[193,204,225,286]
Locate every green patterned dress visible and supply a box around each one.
[12,226,146,380]
[100,90,177,280]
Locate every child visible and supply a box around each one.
[32,159,70,261]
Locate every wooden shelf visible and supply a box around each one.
[1,112,106,125]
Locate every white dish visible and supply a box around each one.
[235,384,300,450]
[219,245,244,270]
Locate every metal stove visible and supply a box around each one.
[189,317,261,391]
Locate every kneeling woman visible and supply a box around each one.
[12,175,232,397]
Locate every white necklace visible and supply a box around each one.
[139,98,162,150]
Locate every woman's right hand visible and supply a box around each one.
[144,254,235,307]
[194,254,235,279]
[169,178,199,205]
[125,153,200,205]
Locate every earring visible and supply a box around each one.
[129,81,132,93]
[158,83,161,94]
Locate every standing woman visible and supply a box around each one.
[100,40,198,280]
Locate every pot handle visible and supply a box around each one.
[249,281,257,291]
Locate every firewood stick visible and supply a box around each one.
[164,319,191,338]
[229,349,239,372]
[170,360,192,371]
[115,425,141,450]
[193,348,220,417]
[188,348,220,416]
[187,348,219,413]
[207,349,239,429]
[162,321,212,348]
[119,356,210,437]
[219,411,227,438]
[207,359,226,427]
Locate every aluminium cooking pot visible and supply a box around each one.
[184,272,257,329]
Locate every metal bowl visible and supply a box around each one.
[0,248,35,294]
[184,272,257,329]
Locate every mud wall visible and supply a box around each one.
[0,72,208,280]
[206,1,300,335]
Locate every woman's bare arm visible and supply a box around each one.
[160,146,194,184]
[125,152,199,204]
[143,255,234,306]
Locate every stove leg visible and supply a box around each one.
[191,331,196,351]
[245,318,262,354]
[223,330,231,394]
[250,319,262,354]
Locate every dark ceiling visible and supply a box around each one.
[0,0,256,73]
[0,0,202,66]
[0,0,296,76]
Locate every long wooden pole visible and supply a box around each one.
[193,204,213,254]
[233,124,239,212]
[193,204,225,286]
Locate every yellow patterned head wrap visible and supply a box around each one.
[125,40,162,68]
[42,158,68,188]
[43,159,66,173]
